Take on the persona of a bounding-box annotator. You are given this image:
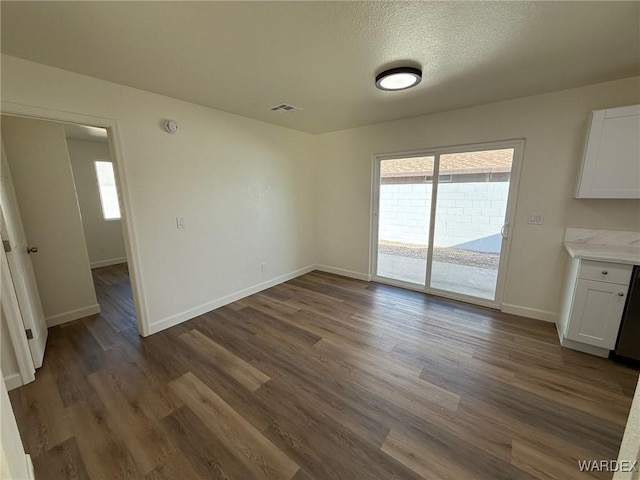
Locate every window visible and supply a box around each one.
[95,161,121,220]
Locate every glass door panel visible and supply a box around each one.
[429,148,514,300]
[375,156,435,286]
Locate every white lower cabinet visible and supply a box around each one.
[566,279,628,349]
[558,259,632,354]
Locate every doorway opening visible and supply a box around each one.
[64,123,138,334]
[0,115,139,376]
[372,140,523,308]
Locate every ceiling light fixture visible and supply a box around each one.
[375,67,422,91]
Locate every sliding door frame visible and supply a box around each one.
[370,139,525,310]
[371,149,436,293]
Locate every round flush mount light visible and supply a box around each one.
[375,67,422,91]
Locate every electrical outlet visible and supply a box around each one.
[176,216,186,229]
[261,263,267,273]
[527,213,544,225]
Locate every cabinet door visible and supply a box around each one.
[566,279,628,349]
[576,105,640,199]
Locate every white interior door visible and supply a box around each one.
[0,141,47,368]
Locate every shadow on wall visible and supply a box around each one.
[453,233,502,254]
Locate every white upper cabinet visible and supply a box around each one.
[576,104,640,199]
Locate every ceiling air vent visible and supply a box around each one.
[269,103,302,113]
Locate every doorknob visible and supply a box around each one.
[500,224,509,239]
[26,246,38,254]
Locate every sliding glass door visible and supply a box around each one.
[373,141,521,307]
[375,155,434,285]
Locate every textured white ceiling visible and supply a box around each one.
[2,1,638,134]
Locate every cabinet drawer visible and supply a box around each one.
[578,260,632,285]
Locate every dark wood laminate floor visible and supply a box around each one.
[9,266,639,480]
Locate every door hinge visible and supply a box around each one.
[25,329,33,340]
[2,240,11,253]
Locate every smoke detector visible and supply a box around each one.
[269,103,302,113]
[163,119,178,134]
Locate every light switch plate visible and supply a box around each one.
[527,213,544,225]
[176,216,186,229]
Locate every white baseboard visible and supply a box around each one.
[46,303,101,327]
[145,264,561,338]
[315,264,371,282]
[501,303,557,323]
[555,322,564,344]
[3,373,23,391]
[313,269,555,324]
[90,257,127,269]
[148,264,317,335]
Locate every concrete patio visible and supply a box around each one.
[377,253,497,300]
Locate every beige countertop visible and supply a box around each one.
[564,228,640,266]
[564,242,640,265]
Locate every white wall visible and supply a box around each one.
[2,54,638,330]
[1,116,99,326]
[314,76,640,321]
[67,139,127,268]
[379,182,508,250]
[1,54,316,334]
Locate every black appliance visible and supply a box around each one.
[614,265,640,362]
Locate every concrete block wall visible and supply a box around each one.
[378,182,509,251]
